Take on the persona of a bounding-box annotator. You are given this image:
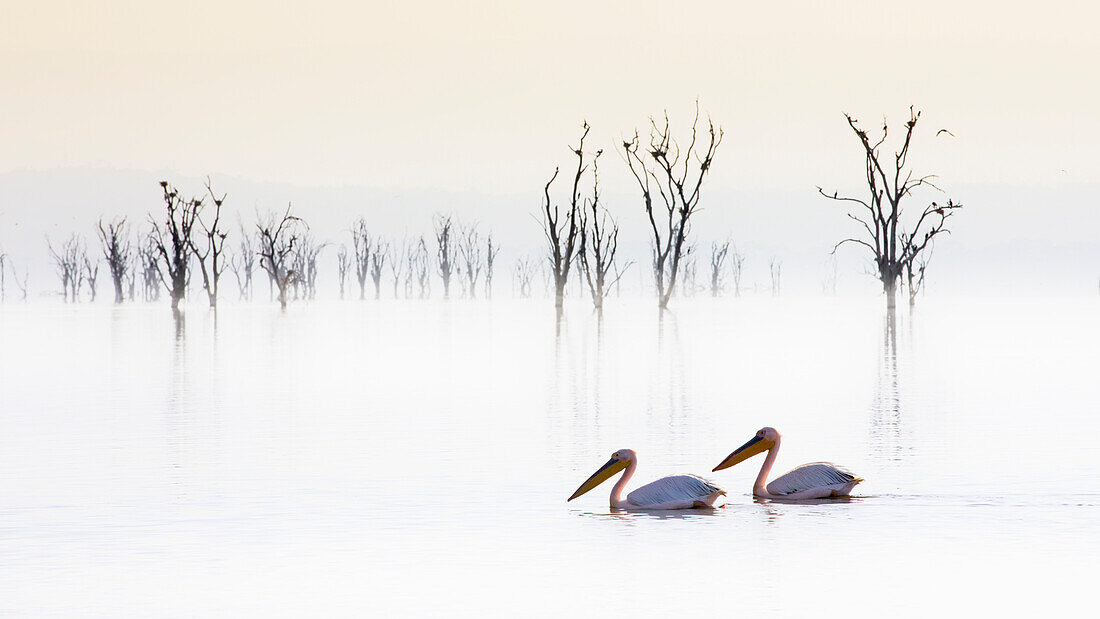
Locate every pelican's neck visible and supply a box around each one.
[753,438,781,499]
[610,458,637,508]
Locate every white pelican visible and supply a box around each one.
[712,427,863,500]
[568,449,726,509]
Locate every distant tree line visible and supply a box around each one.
[1,104,963,310]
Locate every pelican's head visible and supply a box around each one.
[567,449,635,501]
[713,427,779,471]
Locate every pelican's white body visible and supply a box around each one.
[763,462,862,499]
[620,473,726,510]
[572,449,726,510]
[716,427,863,500]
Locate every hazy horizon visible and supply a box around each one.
[4,2,1099,301]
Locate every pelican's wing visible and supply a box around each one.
[766,462,860,496]
[627,474,725,507]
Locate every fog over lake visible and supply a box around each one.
[1,296,1096,615]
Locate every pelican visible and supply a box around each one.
[568,449,726,509]
[713,427,863,500]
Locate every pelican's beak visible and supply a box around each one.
[568,456,628,501]
[713,435,774,471]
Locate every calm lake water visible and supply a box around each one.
[1,296,1098,616]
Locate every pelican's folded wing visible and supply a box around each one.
[627,474,725,507]
[765,462,859,496]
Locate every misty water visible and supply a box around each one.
[1,296,1097,616]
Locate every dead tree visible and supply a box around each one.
[47,234,83,301]
[83,250,99,302]
[514,257,535,298]
[457,223,482,299]
[337,244,351,300]
[186,178,229,308]
[709,240,730,297]
[149,181,200,309]
[769,259,782,296]
[368,237,387,299]
[540,123,591,308]
[434,214,456,299]
[402,244,416,298]
[819,107,961,308]
[412,236,431,298]
[138,231,161,302]
[484,233,499,299]
[0,250,5,301]
[730,247,745,297]
[351,218,372,300]
[388,237,407,299]
[292,233,325,300]
[622,102,723,309]
[577,152,628,309]
[257,204,305,309]
[226,222,256,301]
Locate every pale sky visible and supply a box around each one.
[3,1,1097,189]
[1,1,1098,295]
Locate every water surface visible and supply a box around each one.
[1,297,1097,616]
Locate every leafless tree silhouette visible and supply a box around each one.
[819,107,961,308]
[484,233,499,299]
[47,233,84,302]
[388,237,407,299]
[227,222,256,301]
[185,179,229,308]
[769,259,782,296]
[577,153,628,309]
[336,244,351,300]
[457,222,482,299]
[294,233,325,300]
[514,256,535,298]
[138,231,161,302]
[540,123,592,308]
[82,248,99,302]
[149,181,200,309]
[434,214,456,299]
[622,101,723,309]
[730,247,745,297]
[401,242,417,298]
[709,240,730,297]
[351,219,371,300]
[257,204,305,309]
[412,236,431,299]
[368,236,387,300]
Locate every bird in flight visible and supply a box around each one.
[936,129,955,137]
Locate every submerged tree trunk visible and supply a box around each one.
[884,278,897,310]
